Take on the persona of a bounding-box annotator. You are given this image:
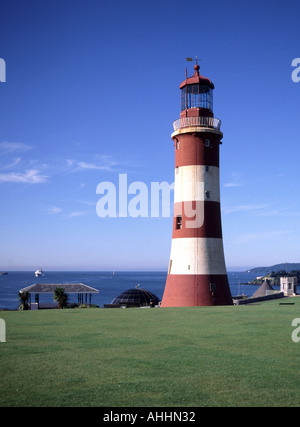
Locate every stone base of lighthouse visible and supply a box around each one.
[161,274,232,307]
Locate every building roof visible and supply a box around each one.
[179,64,215,90]
[251,279,274,298]
[19,283,99,294]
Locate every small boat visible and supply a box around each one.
[35,268,44,277]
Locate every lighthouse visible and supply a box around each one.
[161,63,232,307]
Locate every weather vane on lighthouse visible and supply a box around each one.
[185,56,201,79]
[185,56,200,64]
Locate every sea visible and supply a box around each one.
[0,270,280,311]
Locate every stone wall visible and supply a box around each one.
[234,292,285,305]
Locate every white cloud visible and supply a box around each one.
[66,159,75,167]
[222,204,269,214]
[223,203,300,218]
[63,155,130,174]
[63,158,116,174]
[46,206,63,214]
[0,141,49,184]
[0,141,33,153]
[76,199,96,206]
[223,182,243,188]
[254,208,300,218]
[68,211,89,217]
[232,229,293,244]
[0,157,22,170]
[77,161,114,171]
[223,172,244,188]
[0,169,49,184]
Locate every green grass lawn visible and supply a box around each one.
[1,298,300,407]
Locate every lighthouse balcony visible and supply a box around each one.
[173,116,221,131]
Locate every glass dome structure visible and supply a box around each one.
[111,288,160,307]
[179,64,214,113]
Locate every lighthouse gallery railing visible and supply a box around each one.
[173,116,221,131]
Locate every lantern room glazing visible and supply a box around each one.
[181,84,213,112]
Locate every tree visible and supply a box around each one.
[18,291,29,310]
[53,287,68,309]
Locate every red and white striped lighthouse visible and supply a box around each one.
[161,63,232,307]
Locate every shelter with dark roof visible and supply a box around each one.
[19,283,99,309]
[251,279,274,299]
[108,288,160,308]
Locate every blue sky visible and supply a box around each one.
[0,0,300,271]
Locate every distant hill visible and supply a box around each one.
[246,263,300,275]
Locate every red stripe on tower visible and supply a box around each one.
[161,63,232,307]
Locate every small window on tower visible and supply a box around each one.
[205,191,211,199]
[205,139,211,147]
[176,215,182,229]
[210,283,217,292]
[176,141,180,150]
[205,165,210,172]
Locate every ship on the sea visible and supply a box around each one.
[34,268,44,277]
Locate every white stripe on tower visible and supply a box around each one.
[168,237,227,275]
[174,165,220,203]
